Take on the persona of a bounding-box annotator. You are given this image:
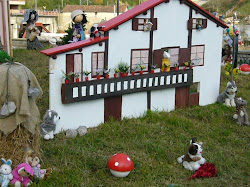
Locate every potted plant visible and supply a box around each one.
[84,70,91,81]
[150,65,157,73]
[130,67,136,76]
[138,64,145,75]
[74,73,80,82]
[104,68,110,79]
[96,69,102,79]
[174,62,179,71]
[163,63,170,72]
[118,60,130,77]
[113,68,120,78]
[184,61,192,70]
[196,23,203,31]
[62,71,73,84]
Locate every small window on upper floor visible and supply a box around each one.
[188,18,207,30]
[91,52,104,77]
[132,18,157,31]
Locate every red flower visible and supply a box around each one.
[188,163,217,180]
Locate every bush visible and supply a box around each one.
[0,50,11,63]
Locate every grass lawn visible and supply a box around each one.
[14,49,250,187]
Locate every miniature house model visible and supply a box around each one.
[41,0,228,132]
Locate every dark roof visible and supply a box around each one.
[62,5,128,13]
[99,0,228,31]
[41,37,108,56]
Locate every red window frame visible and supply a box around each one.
[91,52,105,78]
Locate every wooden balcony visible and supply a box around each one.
[61,69,193,104]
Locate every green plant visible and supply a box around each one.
[118,60,130,73]
[138,64,145,71]
[62,71,73,80]
[0,50,11,63]
[114,68,120,73]
[83,71,91,76]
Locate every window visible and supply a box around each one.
[66,53,83,82]
[91,52,104,77]
[132,18,157,31]
[165,47,180,67]
[131,49,149,72]
[191,45,205,66]
[188,18,207,30]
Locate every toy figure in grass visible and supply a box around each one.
[217,81,237,107]
[233,98,249,126]
[11,163,34,187]
[22,9,42,50]
[71,10,87,42]
[0,158,13,187]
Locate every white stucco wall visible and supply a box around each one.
[151,88,175,112]
[108,14,150,70]
[49,44,105,133]
[153,0,190,49]
[122,92,148,119]
[191,11,223,106]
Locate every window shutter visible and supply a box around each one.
[202,19,207,29]
[153,49,164,69]
[188,19,193,30]
[179,48,191,66]
[66,54,74,82]
[152,18,157,30]
[132,18,139,31]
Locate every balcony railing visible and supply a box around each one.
[61,69,193,104]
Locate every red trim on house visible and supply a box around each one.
[99,0,228,32]
[41,36,109,56]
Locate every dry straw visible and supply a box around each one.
[0,124,41,167]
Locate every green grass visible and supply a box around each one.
[13,49,250,187]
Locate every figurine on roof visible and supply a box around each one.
[89,24,105,38]
[71,10,87,42]
[22,9,42,50]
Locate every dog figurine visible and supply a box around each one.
[40,110,60,140]
[177,138,206,171]
[89,24,105,38]
[233,98,249,126]
[217,81,237,107]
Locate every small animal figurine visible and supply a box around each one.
[26,155,52,179]
[11,163,34,187]
[71,10,87,42]
[217,81,237,107]
[233,98,249,126]
[40,110,60,140]
[89,24,105,38]
[177,138,206,171]
[0,158,13,187]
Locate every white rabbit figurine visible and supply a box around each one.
[0,158,13,187]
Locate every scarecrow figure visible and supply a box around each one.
[71,10,87,42]
[22,9,42,50]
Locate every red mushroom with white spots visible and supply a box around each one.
[107,153,134,177]
[239,64,250,75]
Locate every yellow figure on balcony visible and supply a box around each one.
[161,51,171,72]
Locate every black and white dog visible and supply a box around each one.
[89,24,105,38]
[177,138,206,171]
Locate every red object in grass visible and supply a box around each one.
[85,77,89,81]
[65,79,69,84]
[114,73,117,78]
[239,64,250,75]
[150,70,154,73]
[76,78,80,82]
[105,74,110,79]
[107,153,134,178]
[188,163,217,180]
[96,75,101,80]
